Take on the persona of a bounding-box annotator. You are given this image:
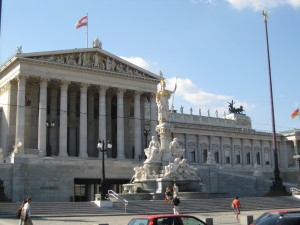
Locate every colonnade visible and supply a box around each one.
[13,75,158,159]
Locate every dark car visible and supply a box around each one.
[127,214,207,225]
[251,210,300,225]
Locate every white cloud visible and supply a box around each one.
[226,0,300,11]
[165,76,255,115]
[120,56,151,71]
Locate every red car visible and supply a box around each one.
[127,214,207,225]
[250,209,300,225]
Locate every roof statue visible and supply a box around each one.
[92,38,102,49]
[227,100,245,114]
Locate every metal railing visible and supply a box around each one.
[108,190,128,213]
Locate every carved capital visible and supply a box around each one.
[61,80,71,90]
[80,83,90,92]
[98,85,108,96]
[117,88,126,97]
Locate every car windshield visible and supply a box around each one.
[181,216,206,225]
[127,218,149,225]
[254,212,280,224]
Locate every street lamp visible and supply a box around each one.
[46,121,55,156]
[262,10,289,196]
[97,139,112,200]
[143,129,150,148]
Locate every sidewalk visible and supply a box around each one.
[0,210,270,225]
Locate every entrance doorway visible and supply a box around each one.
[74,178,130,202]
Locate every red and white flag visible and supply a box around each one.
[75,16,88,29]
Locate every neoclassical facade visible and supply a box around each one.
[0,45,159,160]
[1,44,300,201]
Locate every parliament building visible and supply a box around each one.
[0,41,299,202]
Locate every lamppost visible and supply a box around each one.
[262,10,289,196]
[46,121,55,156]
[97,139,112,200]
[142,129,150,161]
[143,129,150,148]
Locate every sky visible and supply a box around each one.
[1,0,300,132]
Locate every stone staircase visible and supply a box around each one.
[1,196,299,219]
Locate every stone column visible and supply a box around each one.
[79,83,89,158]
[68,90,77,156]
[106,94,112,158]
[87,90,95,157]
[117,88,126,159]
[29,87,39,148]
[241,138,244,166]
[150,93,158,138]
[220,137,224,165]
[38,78,49,156]
[59,80,70,157]
[50,87,58,155]
[134,91,142,160]
[98,86,108,158]
[14,75,27,154]
[251,140,255,167]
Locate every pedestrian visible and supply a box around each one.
[172,196,180,214]
[165,185,172,204]
[17,199,27,225]
[173,183,179,198]
[22,197,33,225]
[232,196,241,221]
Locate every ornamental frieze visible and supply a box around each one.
[28,52,148,78]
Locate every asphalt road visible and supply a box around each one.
[0,210,270,225]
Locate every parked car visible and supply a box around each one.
[127,214,207,225]
[251,210,300,225]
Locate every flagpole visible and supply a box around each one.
[86,13,88,48]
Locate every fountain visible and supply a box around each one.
[122,77,203,199]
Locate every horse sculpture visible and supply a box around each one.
[228,100,245,114]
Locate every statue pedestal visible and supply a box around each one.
[156,123,173,162]
[156,178,173,194]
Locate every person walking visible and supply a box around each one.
[172,196,180,214]
[232,196,241,221]
[17,199,27,225]
[22,197,33,225]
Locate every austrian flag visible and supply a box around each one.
[75,16,88,29]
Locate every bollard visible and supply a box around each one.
[240,215,253,225]
[206,218,213,225]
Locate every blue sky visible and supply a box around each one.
[1,0,300,132]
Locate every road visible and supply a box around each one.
[0,210,272,225]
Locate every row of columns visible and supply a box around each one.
[180,134,278,168]
[14,75,158,159]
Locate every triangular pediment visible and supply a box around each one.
[15,48,160,80]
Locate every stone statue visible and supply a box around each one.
[156,78,172,123]
[92,38,102,48]
[199,108,201,116]
[215,110,218,118]
[169,138,185,158]
[163,158,181,178]
[180,106,183,114]
[178,158,202,181]
[130,166,144,183]
[207,109,210,117]
[190,107,193,115]
[13,139,22,154]
[144,136,161,162]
